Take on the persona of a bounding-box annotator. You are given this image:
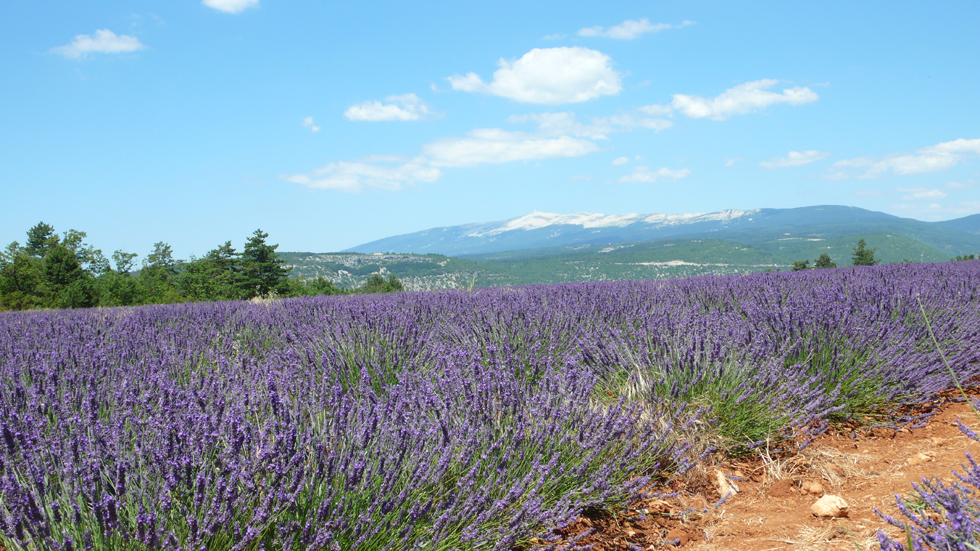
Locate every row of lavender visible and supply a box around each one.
[2,262,979,550]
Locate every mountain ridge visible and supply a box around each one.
[344,205,980,257]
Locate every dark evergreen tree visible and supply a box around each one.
[240,230,291,297]
[43,244,85,290]
[852,239,878,266]
[814,253,837,269]
[42,244,96,308]
[175,240,243,301]
[790,259,810,271]
[25,222,57,257]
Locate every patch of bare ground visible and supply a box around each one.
[538,391,980,550]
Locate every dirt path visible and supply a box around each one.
[547,396,980,550]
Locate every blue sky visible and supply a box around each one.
[2,1,979,258]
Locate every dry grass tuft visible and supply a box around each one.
[778,522,879,550]
[760,443,872,488]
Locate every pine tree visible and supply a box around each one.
[852,239,878,266]
[815,253,837,269]
[240,229,291,298]
[791,259,810,271]
[25,222,57,257]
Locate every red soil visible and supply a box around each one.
[541,393,980,550]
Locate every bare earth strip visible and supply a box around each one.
[546,394,980,550]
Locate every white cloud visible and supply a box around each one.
[578,18,672,39]
[831,138,980,178]
[946,180,976,189]
[892,203,944,212]
[280,156,440,192]
[890,201,980,218]
[283,113,610,192]
[202,0,258,14]
[508,112,612,139]
[618,166,691,183]
[725,157,745,167]
[612,156,630,165]
[596,114,673,132]
[759,150,830,169]
[344,94,436,122]
[670,79,818,121]
[446,47,622,105]
[302,116,320,133]
[898,187,947,200]
[422,128,599,167]
[50,29,144,59]
[638,103,674,117]
[509,111,671,140]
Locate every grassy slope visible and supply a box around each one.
[282,233,953,290]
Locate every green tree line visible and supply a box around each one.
[790,238,880,272]
[0,222,402,311]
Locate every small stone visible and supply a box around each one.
[802,481,824,495]
[931,437,945,447]
[715,469,737,497]
[908,452,934,466]
[872,427,895,439]
[811,495,849,518]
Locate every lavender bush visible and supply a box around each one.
[2,261,980,550]
[876,411,980,551]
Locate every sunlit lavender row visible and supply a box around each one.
[2,262,980,550]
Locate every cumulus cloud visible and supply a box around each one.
[280,156,440,192]
[618,166,691,183]
[830,138,980,179]
[508,111,671,140]
[285,106,678,193]
[725,157,746,167]
[344,94,436,122]
[670,79,818,121]
[759,150,830,169]
[578,18,673,39]
[898,187,947,200]
[202,0,259,13]
[50,29,144,59]
[422,129,599,167]
[612,156,630,165]
[446,47,622,105]
[302,116,320,133]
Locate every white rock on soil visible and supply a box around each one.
[714,469,737,497]
[907,452,934,466]
[811,495,849,518]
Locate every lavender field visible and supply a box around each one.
[2,262,980,550]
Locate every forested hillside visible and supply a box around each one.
[0,223,401,311]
